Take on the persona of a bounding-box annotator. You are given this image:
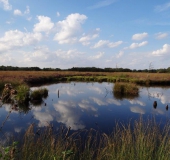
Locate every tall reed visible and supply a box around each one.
[2,117,170,160]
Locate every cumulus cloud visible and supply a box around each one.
[79,28,100,46]
[34,16,54,33]
[155,2,170,12]
[0,0,12,10]
[33,112,54,127]
[0,30,42,53]
[132,32,148,41]
[129,41,148,49]
[92,40,122,48]
[54,13,87,44]
[54,101,85,130]
[24,46,55,62]
[14,9,22,16]
[152,44,170,56]
[155,32,168,39]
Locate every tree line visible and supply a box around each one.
[0,65,170,73]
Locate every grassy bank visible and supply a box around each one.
[0,71,170,88]
[1,117,170,160]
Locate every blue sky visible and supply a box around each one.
[0,0,170,69]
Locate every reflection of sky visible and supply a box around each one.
[0,83,170,138]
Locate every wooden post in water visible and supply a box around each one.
[58,90,59,98]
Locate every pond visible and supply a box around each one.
[0,82,170,142]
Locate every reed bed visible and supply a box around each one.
[0,71,170,86]
[1,117,170,160]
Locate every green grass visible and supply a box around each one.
[15,85,30,103]
[1,117,170,160]
[30,88,48,101]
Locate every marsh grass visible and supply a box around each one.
[30,88,48,102]
[15,85,30,103]
[0,71,170,85]
[1,117,169,160]
[113,82,139,96]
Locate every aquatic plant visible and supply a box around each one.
[15,85,30,103]
[2,117,170,160]
[30,88,48,101]
[113,82,139,96]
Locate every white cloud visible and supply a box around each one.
[92,40,122,48]
[89,86,103,94]
[55,49,85,59]
[88,0,117,9]
[152,44,170,56]
[79,28,100,46]
[14,127,22,133]
[14,9,22,16]
[130,106,145,114]
[160,94,170,104]
[90,97,107,106]
[129,100,146,106]
[56,12,60,17]
[54,13,87,44]
[116,51,124,58]
[27,17,32,21]
[24,6,30,14]
[132,32,148,41]
[0,30,42,53]
[129,41,148,49]
[0,0,12,10]
[54,101,85,130]
[24,46,55,62]
[78,100,97,112]
[155,2,170,12]
[34,16,54,33]
[89,52,104,59]
[106,98,121,106]
[33,112,53,127]
[155,32,168,39]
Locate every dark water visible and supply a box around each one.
[0,82,170,142]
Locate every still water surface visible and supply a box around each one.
[0,82,170,140]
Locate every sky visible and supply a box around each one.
[0,0,170,69]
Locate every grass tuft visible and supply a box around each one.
[113,82,139,96]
